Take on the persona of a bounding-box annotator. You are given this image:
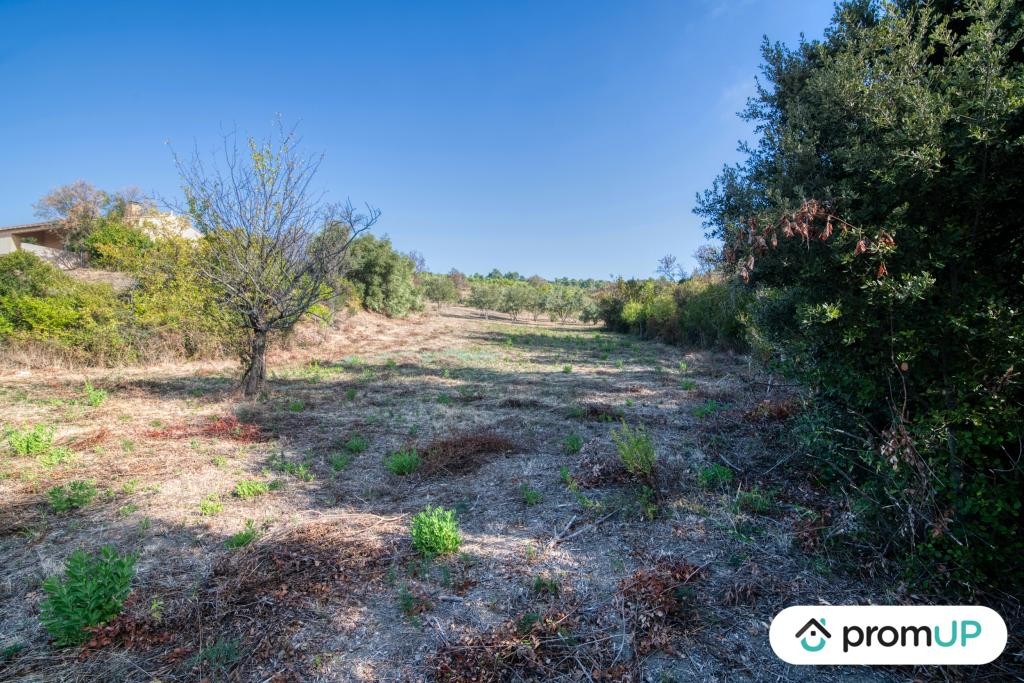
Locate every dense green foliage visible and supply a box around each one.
[410,505,462,557]
[595,274,750,350]
[697,0,1023,592]
[344,235,423,317]
[39,547,136,646]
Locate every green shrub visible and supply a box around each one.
[47,481,98,513]
[39,546,136,646]
[38,446,73,468]
[734,487,773,515]
[692,400,724,418]
[384,449,420,475]
[199,494,223,516]
[189,637,241,674]
[82,381,107,407]
[610,422,656,479]
[83,218,153,267]
[697,463,734,490]
[562,434,583,454]
[520,483,542,506]
[329,453,353,472]
[233,479,270,499]
[268,454,314,481]
[410,506,461,557]
[225,520,258,548]
[344,235,423,317]
[7,423,54,456]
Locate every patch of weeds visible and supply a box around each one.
[562,433,583,454]
[120,439,135,454]
[397,584,431,622]
[47,481,98,513]
[679,379,697,391]
[520,483,542,506]
[385,449,421,475]
[734,487,774,515]
[516,611,542,635]
[233,479,270,499]
[225,520,259,548]
[286,398,306,412]
[611,422,656,479]
[678,361,688,372]
[38,446,73,468]
[344,434,369,454]
[116,503,138,517]
[697,463,734,490]
[268,453,315,481]
[7,423,54,456]
[562,365,573,374]
[1,643,25,662]
[567,405,586,419]
[120,478,140,495]
[436,393,454,406]
[532,575,560,597]
[692,399,725,418]
[345,387,357,401]
[634,485,658,520]
[190,637,241,674]
[39,546,136,646]
[82,381,107,407]
[211,455,227,467]
[410,506,461,557]
[329,453,353,472]
[199,494,224,516]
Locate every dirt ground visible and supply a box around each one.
[0,307,905,682]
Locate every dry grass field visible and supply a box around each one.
[0,307,900,682]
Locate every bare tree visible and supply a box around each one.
[656,253,685,281]
[33,180,110,248]
[174,123,378,397]
[692,243,722,276]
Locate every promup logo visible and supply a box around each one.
[795,618,831,652]
[770,606,1006,665]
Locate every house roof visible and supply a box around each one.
[0,220,62,236]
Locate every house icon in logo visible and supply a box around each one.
[796,618,831,652]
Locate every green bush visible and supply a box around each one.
[7,423,54,456]
[611,422,656,479]
[233,479,270,499]
[384,449,420,475]
[344,235,423,317]
[83,218,153,267]
[696,0,1024,592]
[225,520,259,548]
[39,546,136,646]
[344,434,369,454]
[82,381,107,407]
[410,506,461,557]
[47,481,98,513]
[562,433,583,454]
[697,463,734,490]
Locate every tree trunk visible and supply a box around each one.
[241,329,268,398]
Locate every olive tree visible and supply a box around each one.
[174,125,378,397]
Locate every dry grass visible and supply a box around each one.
[0,307,920,681]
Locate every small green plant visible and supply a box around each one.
[562,433,583,454]
[562,364,573,373]
[679,379,697,391]
[345,387,357,401]
[7,423,54,456]
[678,360,688,371]
[116,503,138,517]
[397,584,431,621]
[190,637,241,673]
[610,422,656,478]
[520,483,542,506]
[329,453,353,472]
[268,454,315,481]
[225,520,259,548]
[410,506,461,557]
[344,434,369,454]
[697,463,734,490]
[692,399,725,418]
[734,487,774,515]
[211,455,227,467]
[47,481,98,513]
[286,398,306,412]
[38,446,73,468]
[1,643,25,662]
[436,393,454,406]
[199,494,223,516]
[39,546,136,646]
[82,381,107,407]
[531,575,560,596]
[233,479,270,499]
[385,449,421,475]
[567,405,586,419]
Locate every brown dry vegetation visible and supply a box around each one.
[0,306,902,681]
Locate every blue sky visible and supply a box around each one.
[0,0,835,279]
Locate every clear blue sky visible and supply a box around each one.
[0,0,835,279]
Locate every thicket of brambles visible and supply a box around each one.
[696,0,1023,594]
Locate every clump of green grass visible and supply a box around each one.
[225,520,259,548]
[285,398,306,412]
[268,454,315,481]
[532,575,560,596]
[385,449,421,475]
[329,453,353,472]
[47,481,97,513]
[344,434,369,454]
[562,365,573,374]
[39,546,136,646]
[199,494,223,516]
[345,387,357,401]
[233,480,270,499]
[7,423,54,456]
[679,379,697,391]
[734,487,774,515]
[697,463,734,490]
[611,422,656,479]
[692,399,725,418]
[397,584,431,621]
[38,445,73,468]
[82,381,107,407]
[410,506,461,557]
[562,434,583,454]
[520,483,542,506]
[189,637,241,675]
[436,393,454,406]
